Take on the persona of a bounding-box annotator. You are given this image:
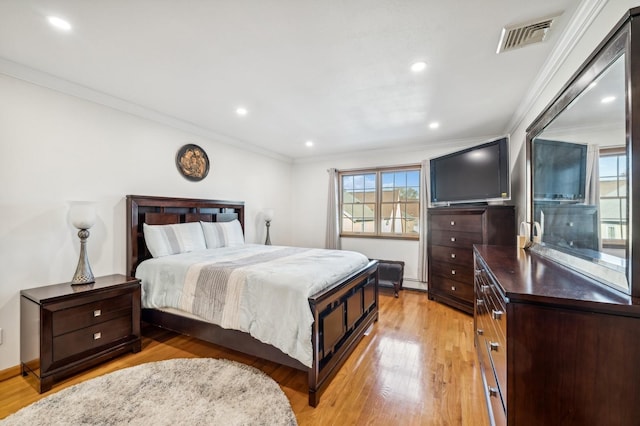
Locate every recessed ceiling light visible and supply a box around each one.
[411,61,427,72]
[236,107,248,116]
[601,96,616,104]
[429,122,440,129]
[305,140,314,147]
[47,16,72,31]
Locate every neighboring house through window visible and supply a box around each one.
[340,166,420,238]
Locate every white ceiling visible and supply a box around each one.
[0,0,587,162]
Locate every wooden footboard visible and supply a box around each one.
[308,259,378,406]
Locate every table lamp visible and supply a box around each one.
[69,202,96,285]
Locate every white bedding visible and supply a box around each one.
[135,244,370,367]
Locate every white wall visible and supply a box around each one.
[0,74,293,370]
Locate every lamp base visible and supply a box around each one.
[71,228,95,285]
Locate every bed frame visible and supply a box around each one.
[125,195,379,406]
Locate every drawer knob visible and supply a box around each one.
[481,285,489,293]
[93,309,101,317]
[450,237,456,242]
[477,329,484,335]
[489,341,500,351]
[93,332,102,340]
[451,270,456,275]
[492,309,504,320]
[451,285,456,291]
[476,299,484,306]
[488,386,499,398]
[450,221,456,226]
[450,253,456,259]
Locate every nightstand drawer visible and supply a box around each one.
[430,230,483,248]
[52,294,133,336]
[429,214,482,232]
[52,315,133,363]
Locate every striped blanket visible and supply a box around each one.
[136,244,370,367]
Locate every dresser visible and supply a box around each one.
[20,274,141,392]
[474,245,640,426]
[427,206,515,314]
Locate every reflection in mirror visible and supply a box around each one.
[531,53,628,290]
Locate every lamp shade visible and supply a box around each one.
[263,208,275,222]
[69,202,96,229]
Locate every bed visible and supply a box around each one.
[125,195,379,406]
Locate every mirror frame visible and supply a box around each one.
[526,8,640,297]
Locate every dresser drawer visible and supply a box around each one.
[52,315,133,363]
[430,245,474,266]
[430,230,483,248]
[52,294,133,336]
[430,275,474,301]
[430,214,482,232]
[431,262,474,284]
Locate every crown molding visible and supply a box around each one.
[0,57,292,164]
[505,0,609,135]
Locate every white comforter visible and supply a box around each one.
[135,244,370,367]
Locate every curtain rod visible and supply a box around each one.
[327,162,421,173]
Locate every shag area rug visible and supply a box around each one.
[2,358,297,425]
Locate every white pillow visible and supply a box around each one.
[143,222,207,257]
[200,220,245,248]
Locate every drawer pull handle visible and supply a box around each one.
[476,299,484,306]
[451,270,456,275]
[477,329,484,335]
[451,286,456,291]
[450,253,456,259]
[488,386,499,398]
[492,310,504,320]
[93,332,102,340]
[450,221,456,226]
[450,237,456,242]
[481,285,489,293]
[93,309,101,317]
[489,341,500,351]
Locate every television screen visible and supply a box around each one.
[533,139,587,201]
[430,137,510,205]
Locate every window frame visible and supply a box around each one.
[599,146,628,249]
[339,165,420,240]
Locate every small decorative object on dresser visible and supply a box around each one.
[20,274,141,393]
[176,143,209,181]
[427,205,515,314]
[69,201,96,285]
[263,208,275,245]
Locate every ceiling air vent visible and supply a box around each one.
[496,14,561,54]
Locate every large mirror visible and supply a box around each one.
[527,23,631,294]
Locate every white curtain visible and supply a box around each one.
[418,159,429,283]
[585,144,600,205]
[325,168,341,250]
[585,144,601,250]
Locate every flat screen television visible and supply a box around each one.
[430,137,510,205]
[532,139,587,201]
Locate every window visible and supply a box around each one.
[599,148,627,248]
[340,166,420,238]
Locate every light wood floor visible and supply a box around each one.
[0,290,489,425]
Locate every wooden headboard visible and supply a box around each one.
[126,195,245,277]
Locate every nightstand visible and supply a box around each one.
[20,274,141,393]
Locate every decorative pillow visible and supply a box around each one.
[200,220,245,248]
[143,222,207,258]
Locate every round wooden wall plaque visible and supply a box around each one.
[176,144,209,181]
